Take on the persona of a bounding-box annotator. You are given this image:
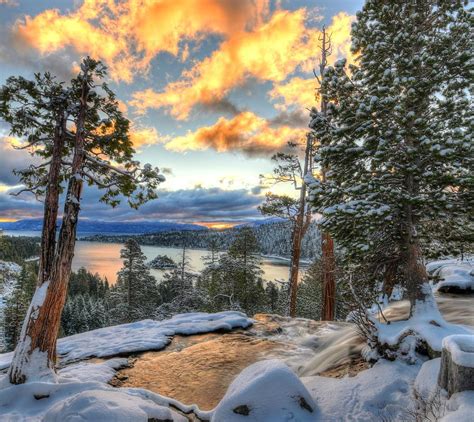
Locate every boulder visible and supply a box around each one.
[212,359,317,422]
[438,335,474,397]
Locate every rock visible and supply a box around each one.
[212,359,317,421]
[44,390,186,422]
[438,335,474,397]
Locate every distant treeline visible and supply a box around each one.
[0,236,40,264]
[83,221,321,260]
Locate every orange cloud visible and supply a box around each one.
[269,76,317,111]
[269,12,354,111]
[129,126,161,148]
[130,9,316,118]
[130,10,354,118]
[162,111,306,156]
[13,0,270,82]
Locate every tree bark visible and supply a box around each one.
[9,77,88,384]
[321,232,336,320]
[318,27,337,321]
[288,134,312,317]
[38,113,67,286]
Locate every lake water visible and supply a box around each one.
[3,230,304,284]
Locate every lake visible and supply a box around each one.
[3,230,304,284]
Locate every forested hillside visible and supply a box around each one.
[84,221,321,259]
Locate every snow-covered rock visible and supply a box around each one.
[44,389,186,422]
[434,263,474,293]
[439,335,474,396]
[0,377,186,422]
[212,359,317,422]
[0,311,253,369]
[414,354,474,421]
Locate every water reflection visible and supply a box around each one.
[72,241,303,284]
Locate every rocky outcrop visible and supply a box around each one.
[212,359,317,422]
[438,335,474,397]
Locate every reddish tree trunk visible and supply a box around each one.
[38,113,66,285]
[9,80,88,384]
[288,134,312,318]
[321,232,336,320]
[288,214,304,317]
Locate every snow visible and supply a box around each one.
[414,358,441,401]
[0,311,252,369]
[29,281,49,320]
[442,335,474,368]
[58,358,129,384]
[414,355,474,421]
[44,389,185,422]
[0,377,186,422]
[433,262,473,292]
[303,359,421,421]
[375,284,473,354]
[212,359,317,422]
[442,391,474,422]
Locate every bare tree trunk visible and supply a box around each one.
[318,27,337,321]
[288,134,312,317]
[9,78,88,384]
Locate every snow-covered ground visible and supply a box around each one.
[0,311,253,370]
[0,260,472,421]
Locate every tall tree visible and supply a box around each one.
[109,239,160,324]
[1,58,165,384]
[259,138,314,317]
[314,27,337,321]
[3,265,36,351]
[307,1,473,315]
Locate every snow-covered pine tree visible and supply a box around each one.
[1,58,165,384]
[3,266,35,351]
[109,239,160,324]
[307,1,473,315]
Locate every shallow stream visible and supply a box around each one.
[111,294,473,411]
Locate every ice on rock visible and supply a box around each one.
[212,359,317,422]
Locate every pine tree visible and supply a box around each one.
[109,239,160,324]
[1,58,165,383]
[308,0,473,316]
[3,265,36,351]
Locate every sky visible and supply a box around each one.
[0,0,364,226]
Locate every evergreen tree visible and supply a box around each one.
[206,227,266,316]
[109,239,160,324]
[3,265,36,351]
[2,57,165,384]
[156,243,204,319]
[308,0,473,314]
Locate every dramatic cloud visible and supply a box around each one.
[129,125,160,148]
[130,9,318,118]
[161,111,306,156]
[12,0,270,83]
[0,135,37,185]
[0,181,263,223]
[269,12,354,111]
[130,11,353,118]
[269,76,317,111]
